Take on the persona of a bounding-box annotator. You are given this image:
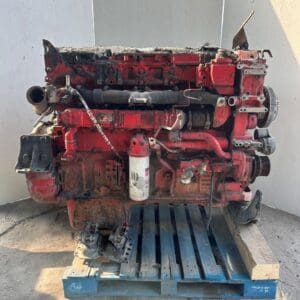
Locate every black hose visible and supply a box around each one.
[77,87,220,106]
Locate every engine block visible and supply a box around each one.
[16,40,278,229]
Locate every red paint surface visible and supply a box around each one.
[23,44,273,228]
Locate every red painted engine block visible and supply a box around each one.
[16,41,278,229]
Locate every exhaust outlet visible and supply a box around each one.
[26,86,48,115]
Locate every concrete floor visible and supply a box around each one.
[0,199,299,300]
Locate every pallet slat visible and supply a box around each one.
[187,204,226,281]
[159,204,180,280]
[173,204,200,280]
[210,209,249,281]
[140,204,158,278]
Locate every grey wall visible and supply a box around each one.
[222,0,300,216]
[0,0,94,204]
[93,0,222,47]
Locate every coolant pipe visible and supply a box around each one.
[166,132,231,159]
[180,132,229,150]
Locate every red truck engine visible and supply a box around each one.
[16,39,278,230]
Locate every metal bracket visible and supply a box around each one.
[239,106,268,113]
[243,68,266,75]
[15,135,53,173]
[75,223,132,263]
[233,139,262,149]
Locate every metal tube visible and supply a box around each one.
[26,86,49,115]
[180,132,229,150]
[219,0,226,48]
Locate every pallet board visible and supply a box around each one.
[63,204,279,299]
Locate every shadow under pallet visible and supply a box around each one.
[63,204,281,299]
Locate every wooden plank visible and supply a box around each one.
[210,209,249,281]
[120,205,141,278]
[68,256,91,277]
[140,204,158,278]
[173,204,200,279]
[187,204,225,281]
[277,288,287,300]
[223,207,280,280]
[159,204,180,280]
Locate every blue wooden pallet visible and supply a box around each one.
[63,204,278,299]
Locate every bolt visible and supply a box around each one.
[217,97,226,107]
[164,172,172,179]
